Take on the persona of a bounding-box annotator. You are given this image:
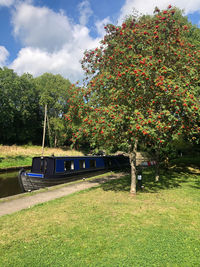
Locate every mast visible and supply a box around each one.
[42,104,47,156]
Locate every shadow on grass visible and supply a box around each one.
[189,177,200,190]
[99,175,131,192]
[97,167,200,193]
[190,184,200,190]
[142,168,185,193]
[171,156,200,168]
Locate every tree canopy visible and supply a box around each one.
[0,68,72,146]
[35,73,71,147]
[66,6,200,194]
[0,68,42,144]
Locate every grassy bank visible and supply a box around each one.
[0,167,200,266]
[0,145,83,169]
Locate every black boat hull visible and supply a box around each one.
[18,168,108,192]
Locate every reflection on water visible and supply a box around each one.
[0,171,23,198]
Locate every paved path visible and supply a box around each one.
[0,172,126,217]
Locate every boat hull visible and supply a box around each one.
[18,168,107,192]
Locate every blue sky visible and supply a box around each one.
[0,0,199,82]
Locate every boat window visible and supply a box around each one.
[90,160,96,168]
[79,160,85,169]
[64,161,74,171]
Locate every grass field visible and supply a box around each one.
[0,145,83,169]
[0,165,199,266]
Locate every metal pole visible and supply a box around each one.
[42,104,47,156]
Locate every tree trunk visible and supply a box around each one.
[54,134,57,147]
[155,146,160,182]
[129,139,138,195]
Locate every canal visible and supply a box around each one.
[0,171,24,198]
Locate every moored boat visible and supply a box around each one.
[18,155,129,192]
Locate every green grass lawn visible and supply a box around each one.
[0,166,200,266]
[0,155,33,169]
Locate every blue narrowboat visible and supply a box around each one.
[18,155,129,192]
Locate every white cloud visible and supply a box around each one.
[9,2,102,82]
[12,3,73,52]
[78,0,93,26]
[10,3,102,82]
[10,47,82,81]
[95,17,112,37]
[0,0,15,7]
[118,0,200,24]
[0,46,9,66]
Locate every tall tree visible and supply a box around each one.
[66,6,200,194]
[35,73,71,147]
[17,73,43,144]
[0,67,18,143]
[0,68,42,144]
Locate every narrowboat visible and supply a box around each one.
[18,155,129,192]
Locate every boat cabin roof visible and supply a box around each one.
[32,155,124,160]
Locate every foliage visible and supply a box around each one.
[66,6,200,193]
[48,117,67,147]
[35,73,71,147]
[35,73,70,113]
[0,69,72,146]
[0,68,42,144]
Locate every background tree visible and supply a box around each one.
[0,67,19,143]
[17,73,43,144]
[66,6,200,194]
[0,68,72,146]
[0,68,42,144]
[35,73,71,147]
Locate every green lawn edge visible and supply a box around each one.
[0,166,199,267]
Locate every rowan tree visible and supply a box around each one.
[66,6,200,194]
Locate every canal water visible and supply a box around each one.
[0,171,24,198]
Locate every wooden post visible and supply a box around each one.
[42,104,47,156]
[46,114,51,147]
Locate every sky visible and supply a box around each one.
[0,0,199,82]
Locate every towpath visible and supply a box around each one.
[0,172,127,217]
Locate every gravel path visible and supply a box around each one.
[0,172,126,217]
